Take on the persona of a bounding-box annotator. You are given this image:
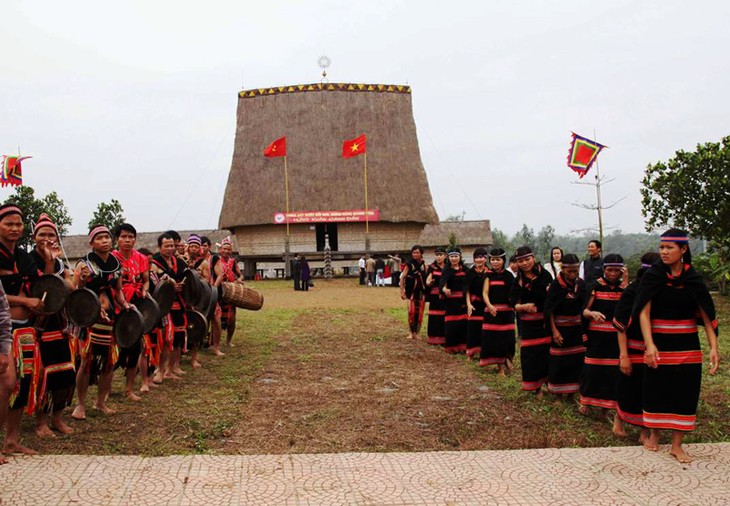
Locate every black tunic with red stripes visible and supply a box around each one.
[465,266,488,358]
[479,269,515,367]
[580,277,623,409]
[426,262,446,346]
[546,273,585,395]
[613,280,646,427]
[440,266,468,353]
[642,282,703,431]
[509,267,552,391]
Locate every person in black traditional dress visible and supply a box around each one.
[31,214,77,438]
[480,248,515,376]
[544,254,585,402]
[426,246,446,346]
[465,248,489,359]
[0,204,46,455]
[399,245,427,339]
[150,232,189,379]
[72,225,127,420]
[425,248,447,346]
[440,248,468,354]
[580,253,626,434]
[635,229,719,463]
[509,246,552,396]
[612,251,659,444]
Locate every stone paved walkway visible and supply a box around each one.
[1,443,728,505]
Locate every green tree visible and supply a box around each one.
[4,186,73,249]
[512,224,536,255]
[89,199,126,232]
[641,135,730,290]
[535,225,556,261]
[490,228,512,252]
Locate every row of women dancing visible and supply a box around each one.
[399,230,720,463]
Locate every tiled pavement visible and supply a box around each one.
[1,443,728,505]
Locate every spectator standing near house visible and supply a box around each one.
[375,257,386,287]
[358,255,366,285]
[389,254,402,287]
[365,255,376,286]
[292,254,301,291]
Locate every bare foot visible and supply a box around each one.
[535,388,544,400]
[578,404,588,416]
[152,374,164,384]
[71,405,86,420]
[164,372,182,380]
[213,349,225,356]
[149,381,160,388]
[140,384,150,393]
[35,425,56,438]
[125,391,142,402]
[612,414,628,437]
[670,446,693,463]
[644,431,659,451]
[173,368,187,375]
[505,359,514,372]
[52,419,74,434]
[3,442,38,455]
[497,369,506,378]
[191,360,203,369]
[92,403,116,415]
[638,429,650,446]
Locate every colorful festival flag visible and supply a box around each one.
[264,137,287,157]
[1,155,31,187]
[567,133,606,178]
[342,134,366,158]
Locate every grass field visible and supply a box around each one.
[20,279,730,455]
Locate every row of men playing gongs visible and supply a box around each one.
[0,207,262,456]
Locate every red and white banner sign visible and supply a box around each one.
[273,209,380,224]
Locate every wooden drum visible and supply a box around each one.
[220,282,263,311]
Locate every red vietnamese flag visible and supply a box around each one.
[264,137,287,157]
[342,134,366,158]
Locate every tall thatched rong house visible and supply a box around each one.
[218,82,492,276]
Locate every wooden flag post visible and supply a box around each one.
[284,155,290,236]
[363,152,369,234]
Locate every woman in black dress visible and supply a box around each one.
[440,248,467,354]
[612,251,659,444]
[425,248,447,346]
[480,248,515,376]
[544,254,585,402]
[509,246,552,397]
[465,248,489,359]
[635,229,719,463]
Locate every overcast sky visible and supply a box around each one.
[2,0,728,237]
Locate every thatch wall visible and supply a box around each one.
[219,83,438,229]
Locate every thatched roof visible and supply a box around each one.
[418,220,493,248]
[219,82,439,228]
[58,229,236,261]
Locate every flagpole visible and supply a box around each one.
[363,152,369,234]
[594,129,603,245]
[284,155,290,236]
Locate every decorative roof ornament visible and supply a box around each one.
[318,55,331,83]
